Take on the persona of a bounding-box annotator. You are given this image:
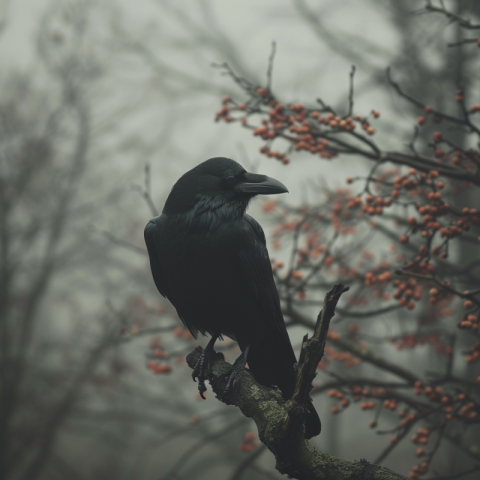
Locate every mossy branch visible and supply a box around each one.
[186,284,407,480]
[186,347,406,479]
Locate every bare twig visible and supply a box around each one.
[132,163,159,217]
[373,420,415,464]
[347,65,356,117]
[284,306,421,384]
[284,284,349,437]
[425,1,480,30]
[387,68,471,129]
[266,41,276,92]
[96,228,147,255]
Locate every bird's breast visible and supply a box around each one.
[160,217,264,337]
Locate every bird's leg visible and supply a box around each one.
[221,345,250,401]
[192,334,218,399]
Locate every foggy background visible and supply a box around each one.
[1,1,478,479]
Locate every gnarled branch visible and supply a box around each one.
[186,285,407,480]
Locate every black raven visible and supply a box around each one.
[144,157,321,438]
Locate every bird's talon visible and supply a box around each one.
[198,382,207,399]
[192,342,218,398]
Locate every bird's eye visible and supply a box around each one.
[226,176,235,184]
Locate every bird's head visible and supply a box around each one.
[162,157,288,216]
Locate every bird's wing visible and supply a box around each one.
[144,217,170,300]
[144,216,199,337]
[238,215,293,350]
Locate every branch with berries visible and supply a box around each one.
[212,53,480,477]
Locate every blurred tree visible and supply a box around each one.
[0,2,190,479]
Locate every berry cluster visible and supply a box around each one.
[146,336,172,375]
[239,431,257,453]
[215,91,384,166]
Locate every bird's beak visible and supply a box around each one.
[236,172,289,195]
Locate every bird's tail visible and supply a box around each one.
[305,401,321,439]
[243,337,321,439]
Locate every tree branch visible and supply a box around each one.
[284,284,349,438]
[186,285,407,480]
[284,306,421,384]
